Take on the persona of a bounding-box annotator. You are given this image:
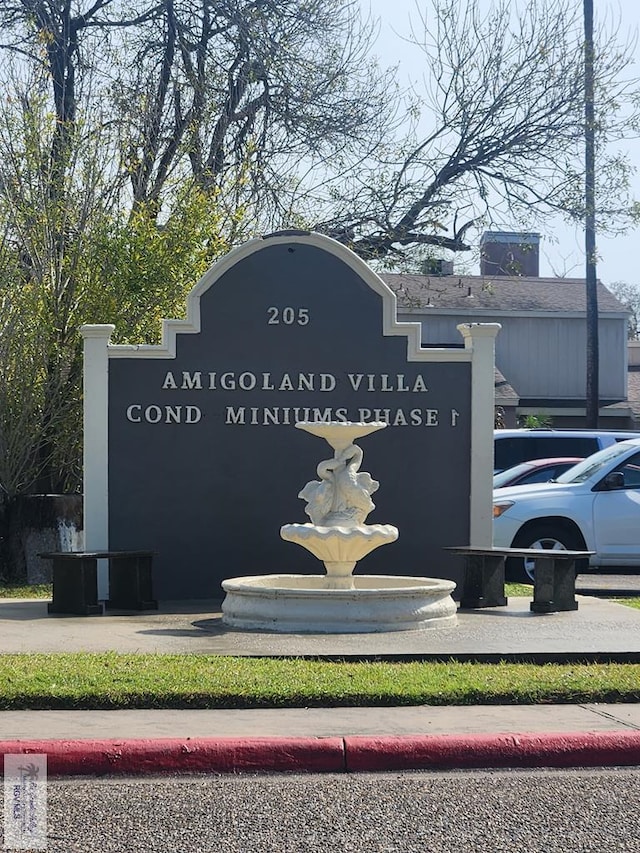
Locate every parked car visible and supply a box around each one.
[493,438,640,582]
[493,457,583,489]
[494,428,640,474]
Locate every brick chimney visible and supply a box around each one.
[480,231,540,277]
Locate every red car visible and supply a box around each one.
[493,457,583,489]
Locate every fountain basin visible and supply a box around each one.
[280,523,399,585]
[221,574,457,633]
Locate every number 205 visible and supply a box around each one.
[267,306,310,326]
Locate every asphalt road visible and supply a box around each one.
[577,570,640,596]
[10,768,640,852]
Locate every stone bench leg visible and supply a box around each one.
[459,554,508,609]
[47,556,104,616]
[106,555,158,611]
[530,556,579,613]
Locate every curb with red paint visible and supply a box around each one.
[2,731,640,775]
[344,731,640,771]
[0,737,346,776]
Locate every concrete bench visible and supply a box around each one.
[445,546,594,613]
[39,551,157,616]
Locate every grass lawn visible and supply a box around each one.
[0,583,52,598]
[1,654,640,710]
[619,598,640,610]
[1,581,639,711]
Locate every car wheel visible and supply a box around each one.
[507,523,584,583]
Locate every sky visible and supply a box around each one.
[359,0,640,285]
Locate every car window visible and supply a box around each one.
[494,436,599,471]
[535,438,599,458]
[493,462,533,488]
[519,465,572,485]
[556,442,637,484]
[615,452,640,488]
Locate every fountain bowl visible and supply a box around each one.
[221,574,457,633]
[280,522,399,584]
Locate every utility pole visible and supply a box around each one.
[584,0,599,427]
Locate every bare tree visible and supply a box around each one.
[119,1,394,213]
[0,1,397,232]
[0,0,636,263]
[608,281,640,340]
[314,0,640,264]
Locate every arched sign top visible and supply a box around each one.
[107,231,471,363]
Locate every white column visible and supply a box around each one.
[81,324,114,599]
[457,323,501,546]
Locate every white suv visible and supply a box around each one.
[493,438,640,582]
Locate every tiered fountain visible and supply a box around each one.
[221,422,457,632]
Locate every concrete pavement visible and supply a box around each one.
[3,703,640,740]
[2,592,640,773]
[3,593,640,659]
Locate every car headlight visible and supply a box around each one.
[493,501,515,519]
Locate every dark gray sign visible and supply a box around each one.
[107,236,471,599]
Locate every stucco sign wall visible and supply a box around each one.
[82,232,498,600]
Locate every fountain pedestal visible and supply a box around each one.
[221,422,457,633]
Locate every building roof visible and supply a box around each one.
[380,273,629,314]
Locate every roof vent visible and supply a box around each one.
[480,231,540,277]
